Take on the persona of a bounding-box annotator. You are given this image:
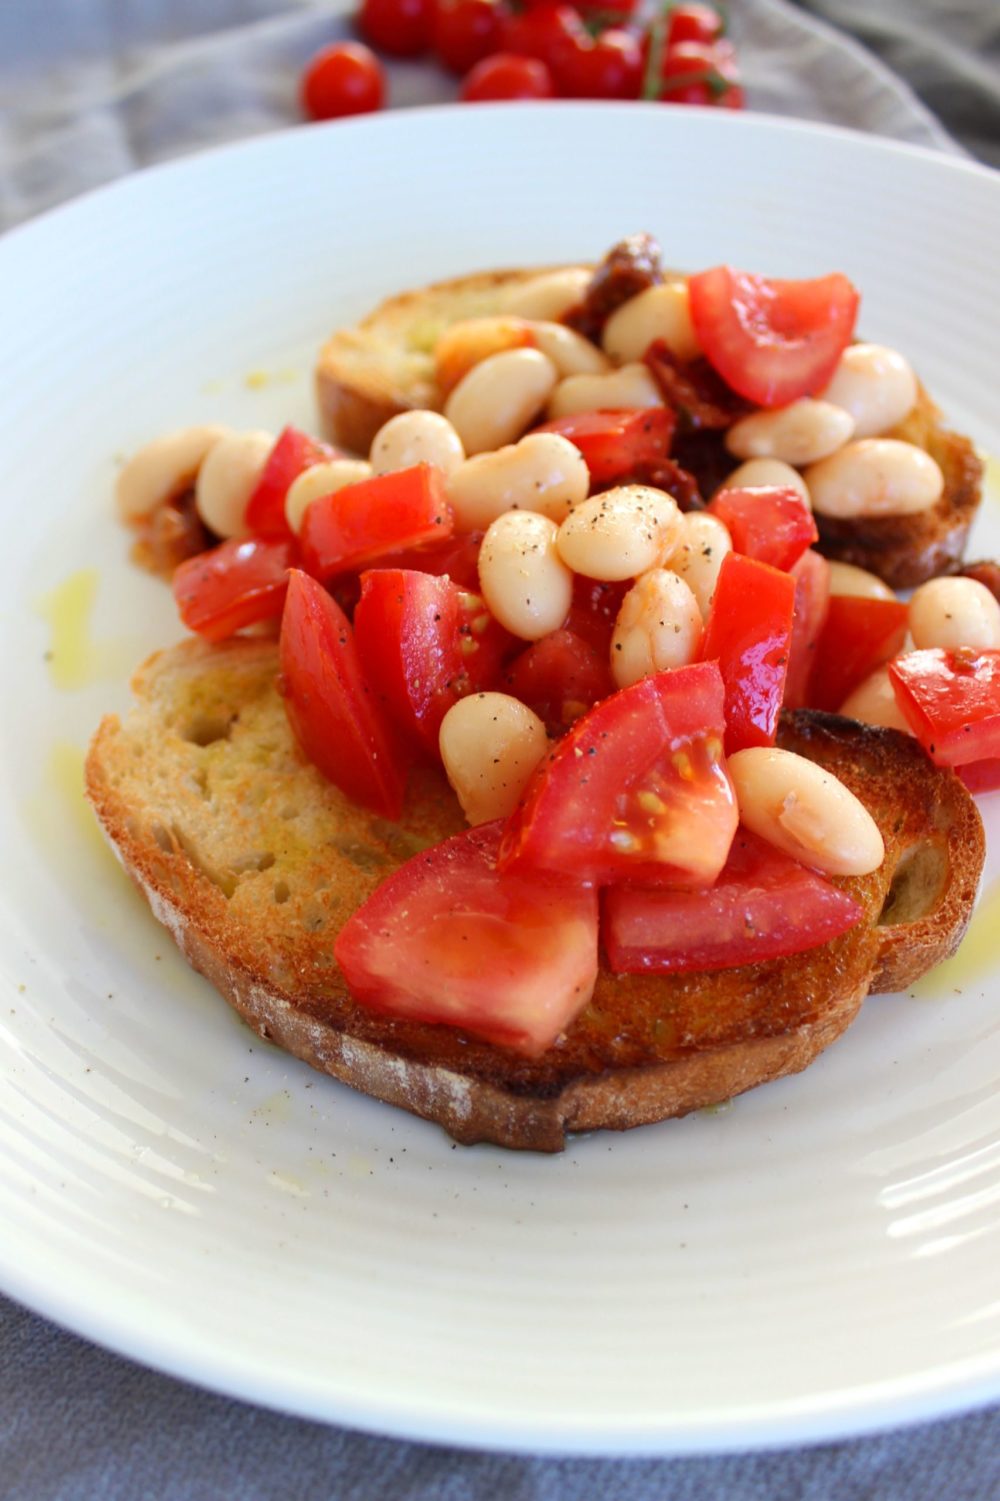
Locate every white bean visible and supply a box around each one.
[725,400,855,466]
[602,282,701,365]
[194,429,274,538]
[439,692,549,826]
[370,410,465,478]
[556,485,681,582]
[478,510,573,640]
[444,348,558,455]
[820,343,918,438]
[664,511,732,618]
[839,667,913,733]
[531,321,610,377]
[610,570,703,688]
[719,458,811,508]
[547,363,663,420]
[115,424,231,521]
[805,439,944,518]
[728,746,885,877]
[500,267,592,321]
[285,459,373,534]
[909,576,1000,652]
[826,560,897,602]
[447,433,589,530]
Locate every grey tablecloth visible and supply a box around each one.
[3,2,1000,1496]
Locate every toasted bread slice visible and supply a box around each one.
[315,267,982,588]
[85,639,984,1151]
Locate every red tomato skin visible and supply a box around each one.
[808,596,909,713]
[532,408,675,488]
[299,463,453,580]
[334,820,599,1057]
[173,538,295,642]
[460,52,555,100]
[358,0,433,54]
[603,828,863,975]
[888,649,1000,768]
[372,529,483,591]
[559,29,644,100]
[434,0,507,73]
[300,43,385,119]
[666,3,724,45]
[244,426,335,540]
[279,571,407,818]
[783,548,831,710]
[503,628,614,736]
[499,661,737,887]
[688,266,860,408]
[501,0,586,71]
[958,758,1000,793]
[700,552,796,753]
[708,486,818,572]
[565,575,631,656]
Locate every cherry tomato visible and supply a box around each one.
[808,596,909,713]
[603,828,863,975]
[666,2,724,46]
[434,0,507,74]
[700,552,796,754]
[533,408,676,488]
[888,649,1000,768]
[499,661,738,888]
[357,0,433,55]
[279,570,408,818]
[244,426,336,540]
[460,51,555,100]
[299,463,454,580]
[300,43,385,120]
[503,628,614,735]
[558,28,644,100]
[708,485,818,572]
[783,549,831,711]
[354,569,512,756]
[501,1,587,77]
[173,537,294,642]
[334,820,599,1057]
[688,265,861,408]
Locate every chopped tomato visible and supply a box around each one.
[499,661,737,887]
[888,649,1000,768]
[809,596,909,713]
[700,552,796,753]
[603,828,863,974]
[279,570,407,818]
[688,266,860,408]
[708,485,817,572]
[532,408,675,489]
[173,537,294,642]
[299,463,454,581]
[354,569,511,756]
[957,759,1000,793]
[334,820,599,1057]
[503,628,614,735]
[783,548,831,710]
[565,575,631,655]
[244,426,335,540]
[373,529,483,591]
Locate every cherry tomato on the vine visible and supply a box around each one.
[559,27,643,99]
[666,2,725,47]
[655,39,744,108]
[460,52,555,100]
[300,42,385,119]
[434,0,509,74]
[501,0,588,84]
[357,0,434,55]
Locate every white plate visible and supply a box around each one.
[2,106,1000,1456]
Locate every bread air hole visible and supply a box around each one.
[878,839,949,927]
[181,714,234,747]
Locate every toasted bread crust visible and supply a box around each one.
[85,640,984,1151]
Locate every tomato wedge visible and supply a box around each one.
[708,485,818,572]
[300,463,454,580]
[603,828,863,974]
[532,408,675,488]
[888,649,1000,767]
[279,570,407,818]
[173,537,294,642]
[334,820,599,1057]
[783,548,830,711]
[353,568,511,756]
[700,552,796,753]
[809,596,909,713]
[244,425,335,540]
[565,575,631,655]
[503,627,614,735]
[499,661,737,887]
[688,266,860,408]
[372,529,484,591]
